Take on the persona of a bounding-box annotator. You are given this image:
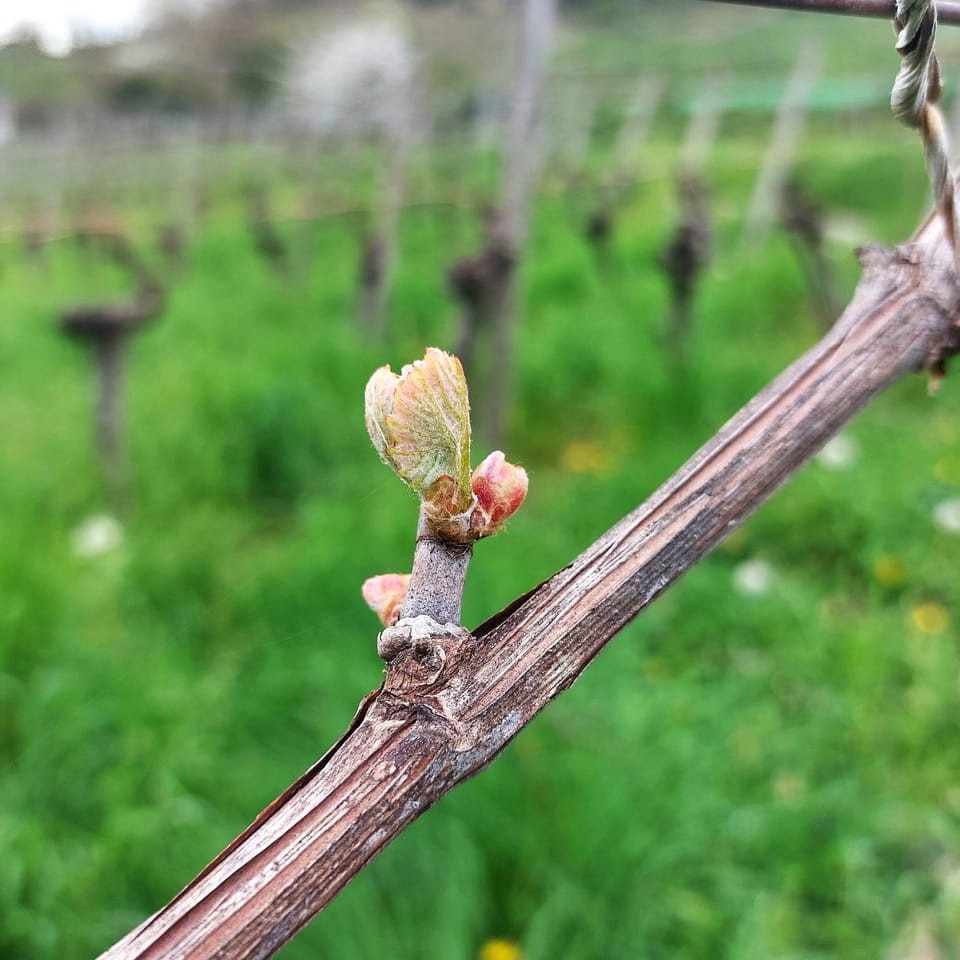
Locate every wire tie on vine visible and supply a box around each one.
[892,0,960,258]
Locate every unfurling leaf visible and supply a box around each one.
[389,349,473,510]
[365,349,529,543]
[471,450,528,537]
[364,348,473,515]
[364,365,399,465]
[362,573,410,626]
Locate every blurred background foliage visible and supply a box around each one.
[2,1,960,958]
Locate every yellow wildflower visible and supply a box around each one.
[910,603,950,636]
[478,939,523,960]
[873,554,908,588]
[561,440,612,475]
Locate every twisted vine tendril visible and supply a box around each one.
[892,0,960,257]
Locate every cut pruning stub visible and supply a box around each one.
[362,347,528,627]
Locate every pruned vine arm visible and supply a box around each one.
[101,207,960,960]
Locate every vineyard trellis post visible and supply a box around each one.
[584,74,664,264]
[680,74,725,176]
[741,40,821,246]
[358,61,414,340]
[482,0,556,447]
[446,0,555,446]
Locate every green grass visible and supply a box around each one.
[2,106,960,960]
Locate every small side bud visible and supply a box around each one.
[471,450,528,537]
[362,573,411,627]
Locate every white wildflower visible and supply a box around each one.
[816,433,859,471]
[72,514,123,558]
[933,498,960,535]
[733,558,775,596]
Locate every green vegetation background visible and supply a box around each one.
[3,8,960,959]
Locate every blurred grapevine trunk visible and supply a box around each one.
[659,174,712,360]
[779,176,838,330]
[656,77,724,358]
[447,206,516,382]
[59,240,163,512]
[248,182,290,276]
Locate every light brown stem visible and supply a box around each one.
[399,506,473,624]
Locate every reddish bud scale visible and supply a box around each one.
[470,450,528,537]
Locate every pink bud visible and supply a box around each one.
[470,451,528,537]
[361,573,411,626]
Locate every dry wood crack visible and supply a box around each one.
[101,206,960,959]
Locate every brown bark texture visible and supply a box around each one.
[101,208,960,960]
